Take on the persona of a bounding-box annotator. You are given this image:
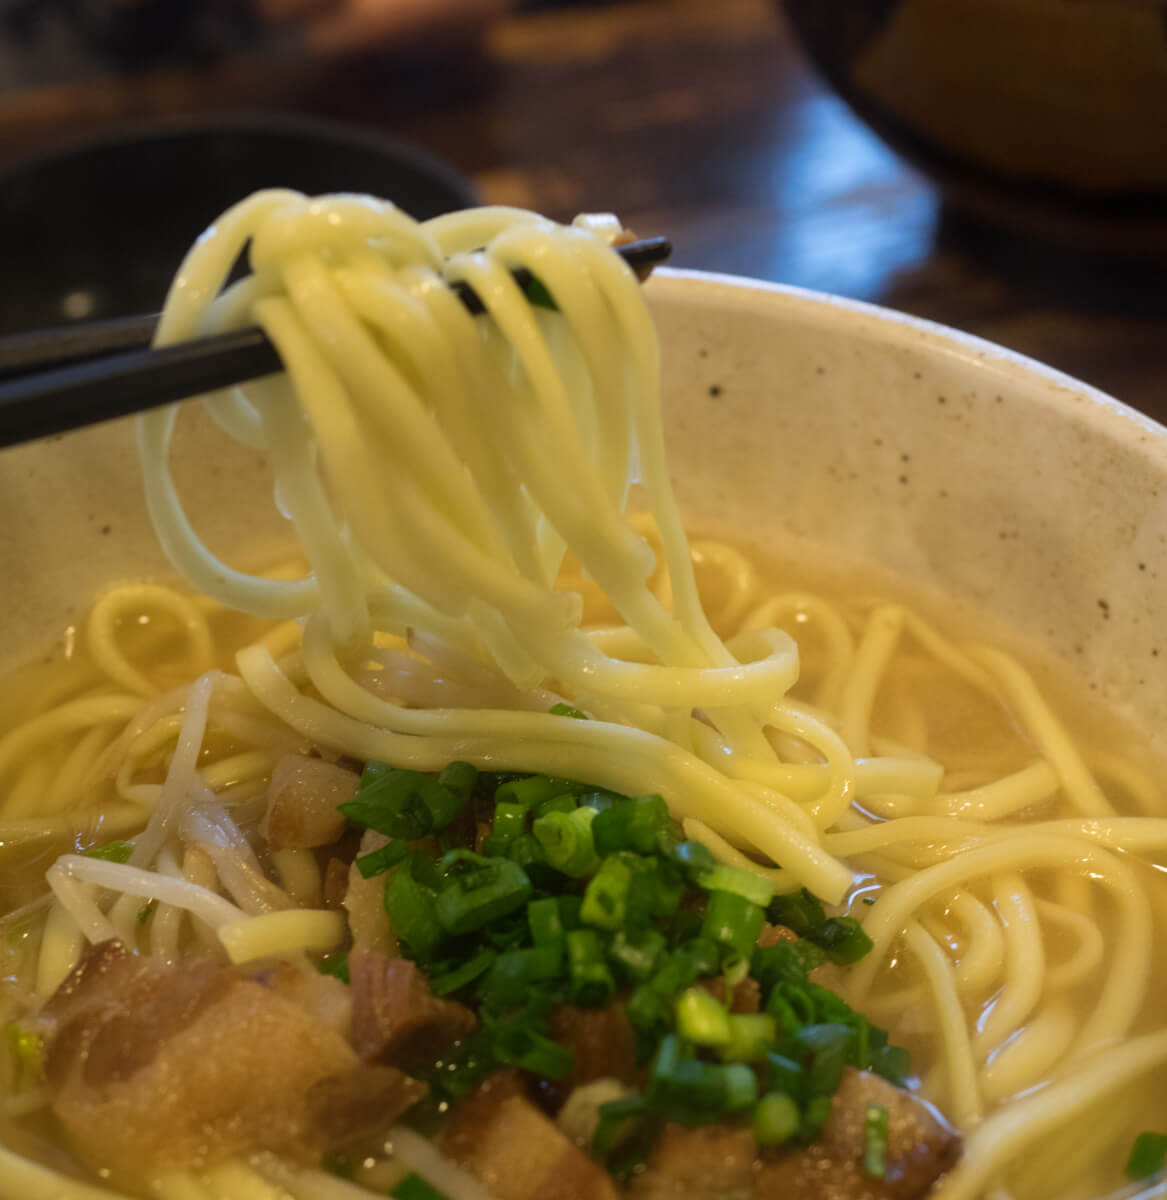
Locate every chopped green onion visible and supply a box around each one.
[608,926,666,984]
[696,864,775,908]
[752,939,826,991]
[342,763,470,840]
[527,896,565,945]
[626,858,684,922]
[668,839,717,879]
[785,1024,856,1097]
[439,761,478,802]
[767,888,827,938]
[593,1093,650,1157]
[434,858,533,936]
[868,1042,911,1087]
[317,952,350,983]
[646,950,700,1001]
[549,702,588,719]
[800,1093,834,1142]
[482,945,563,1007]
[701,889,766,962]
[137,899,157,924]
[533,807,598,876]
[816,917,875,965]
[764,1052,804,1100]
[624,795,671,855]
[523,275,557,311]
[675,988,732,1047]
[384,869,443,959]
[506,833,545,873]
[494,775,564,810]
[429,948,497,996]
[766,982,817,1037]
[753,1092,800,1146]
[4,1022,43,1082]
[581,855,634,930]
[1125,1132,1167,1180]
[533,793,577,819]
[567,929,616,1007]
[83,840,133,863]
[491,801,528,848]
[591,804,631,856]
[492,1023,575,1078]
[721,1063,758,1111]
[356,839,411,879]
[685,937,722,978]
[863,1103,889,1179]
[627,985,672,1040]
[392,1171,449,1200]
[720,1014,777,1063]
[646,1035,756,1122]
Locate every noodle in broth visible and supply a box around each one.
[0,194,1165,1200]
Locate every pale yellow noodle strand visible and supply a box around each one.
[86,585,215,698]
[838,604,904,756]
[979,1000,1078,1105]
[931,1031,1167,1200]
[973,874,1044,1061]
[1034,898,1105,991]
[967,646,1112,817]
[904,921,983,1129]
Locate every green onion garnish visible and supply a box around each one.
[1125,1132,1167,1180]
[355,839,411,879]
[720,1013,777,1063]
[83,840,133,863]
[434,856,533,936]
[697,864,775,908]
[581,855,634,930]
[429,948,497,997]
[566,928,616,1007]
[549,702,588,719]
[533,807,599,877]
[391,1171,449,1200]
[608,926,666,984]
[701,889,766,962]
[753,1092,800,1146]
[675,987,732,1047]
[863,1103,889,1178]
[384,868,443,959]
[816,916,875,965]
[492,1022,575,1078]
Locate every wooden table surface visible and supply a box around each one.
[2,0,1164,422]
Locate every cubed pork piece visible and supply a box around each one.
[41,940,425,1177]
[442,1071,620,1200]
[261,753,359,850]
[349,945,476,1071]
[756,1067,960,1199]
[629,1068,959,1200]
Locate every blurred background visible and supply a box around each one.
[0,0,1164,421]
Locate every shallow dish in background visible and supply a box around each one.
[0,115,477,335]
[781,0,1167,257]
[2,268,1164,757]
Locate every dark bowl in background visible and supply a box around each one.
[0,115,477,335]
[781,0,1167,257]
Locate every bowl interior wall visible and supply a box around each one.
[2,271,1163,749]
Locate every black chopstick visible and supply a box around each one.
[0,236,671,451]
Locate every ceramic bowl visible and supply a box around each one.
[2,268,1164,751]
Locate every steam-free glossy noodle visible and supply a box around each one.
[0,195,1165,1200]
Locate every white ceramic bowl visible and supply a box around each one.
[3,268,1165,750]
